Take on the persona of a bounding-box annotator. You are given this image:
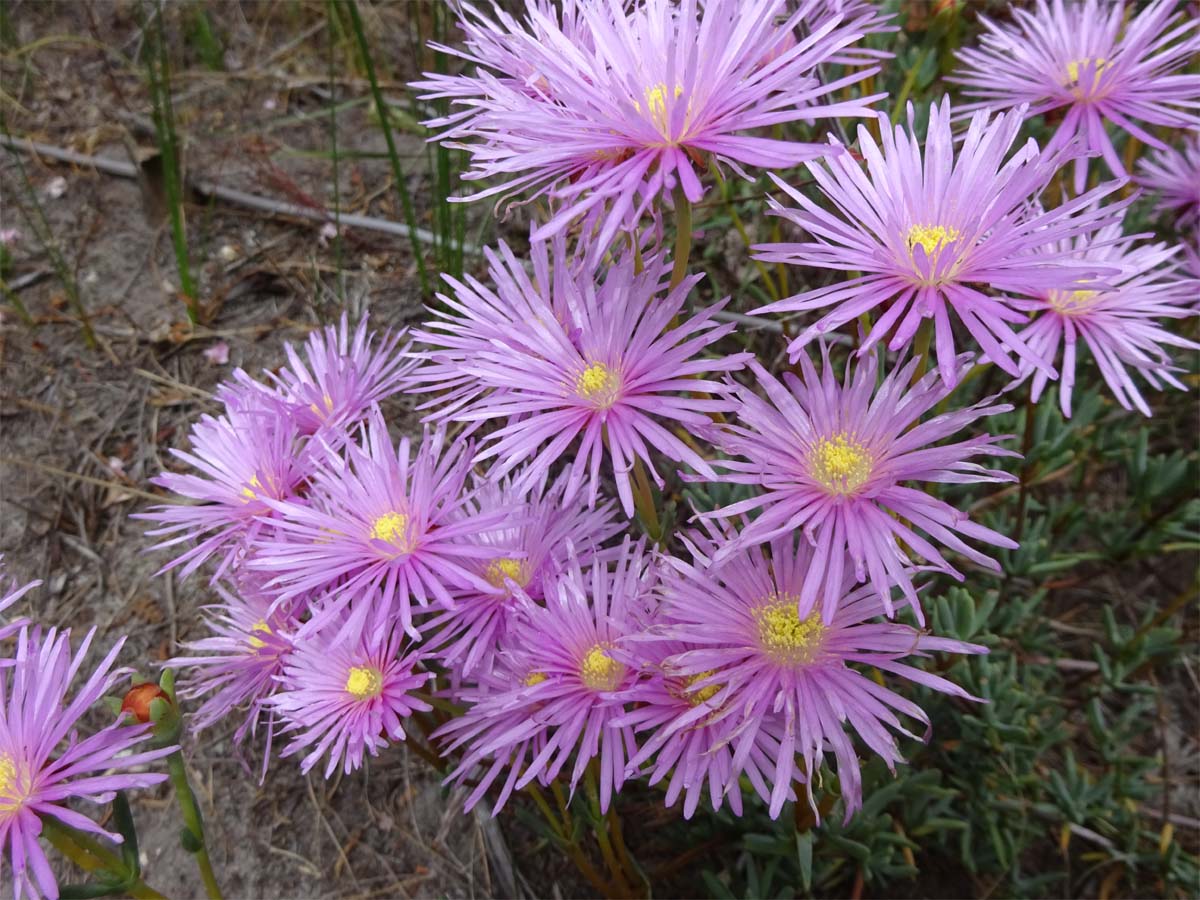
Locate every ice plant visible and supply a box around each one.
[655,530,985,820]
[412,0,884,252]
[616,634,800,819]
[0,627,174,900]
[950,0,1200,192]
[166,576,300,777]
[248,413,512,639]
[270,615,431,778]
[753,98,1129,385]
[440,539,652,814]
[707,352,1018,619]
[1012,221,1200,417]
[414,242,750,517]
[138,408,310,581]
[425,472,622,676]
[1139,134,1200,228]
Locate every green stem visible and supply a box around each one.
[342,0,430,296]
[911,317,934,385]
[630,458,662,545]
[167,750,223,900]
[669,182,692,291]
[584,764,635,898]
[530,782,614,898]
[1012,383,1038,548]
[40,817,167,900]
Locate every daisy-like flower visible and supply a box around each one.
[425,472,622,676]
[166,575,299,777]
[439,539,652,814]
[1,627,175,900]
[138,408,310,581]
[707,351,1018,620]
[1139,134,1200,228]
[950,0,1200,192]
[656,530,985,820]
[271,615,431,778]
[248,413,512,639]
[413,0,884,251]
[753,98,1128,386]
[1012,221,1200,417]
[615,634,800,819]
[0,557,37,642]
[415,241,750,517]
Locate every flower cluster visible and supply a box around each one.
[11,1,1188,894]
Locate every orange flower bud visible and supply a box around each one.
[121,682,171,723]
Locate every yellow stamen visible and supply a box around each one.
[485,557,531,591]
[809,433,873,495]
[247,619,271,650]
[370,511,410,548]
[753,594,825,665]
[576,362,620,407]
[1048,288,1100,315]
[241,474,263,500]
[640,82,684,134]
[309,393,335,418]
[345,666,383,700]
[0,754,22,812]
[671,669,721,706]
[580,644,625,692]
[1066,57,1108,89]
[906,224,961,257]
[523,671,547,687]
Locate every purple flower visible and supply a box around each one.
[271,615,431,778]
[1012,221,1200,417]
[425,472,622,677]
[0,558,37,642]
[166,575,300,778]
[414,240,750,517]
[248,413,512,639]
[438,539,652,814]
[753,98,1128,385]
[950,0,1200,192]
[138,408,310,581]
[707,351,1018,620]
[1,628,174,900]
[615,634,798,819]
[1138,134,1200,229]
[655,529,985,820]
[268,313,414,436]
[412,0,884,251]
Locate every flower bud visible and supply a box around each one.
[121,682,170,723]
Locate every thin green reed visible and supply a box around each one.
[144,1,198,323]
[341,0,430,296]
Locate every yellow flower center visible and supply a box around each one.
[485,557,532,591]
[1048,288,1100,316]
[370,511,410,549]
[1066,57,1108,89]
[670,669,721,706]
[241,473,263,501]
[753,594,825,665]
[906,224,961,257]
[345,666,383,700]
[0,754,23,813]
[576,362,621,408]
[809,433,873,495]
[523,671,547,687]
[580,644,625,692]
[309,393,335,418]
[246,619,271,650]
[644,82,684,133]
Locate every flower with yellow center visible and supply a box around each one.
[906,224,962,258]
[637,82,685,137]
[369,511,412,551]
[246,619,272,650]
[575,362,621,408]
[580,644,625,692]
[485,557,532,591]
[344,666,383,701]
[808,433,873,496]
[1047,288,1101,316]
[753,594,825,665]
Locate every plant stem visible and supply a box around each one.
[630,458,662,545]
[342,0,430,296]
[40,817,167,900]
[584,765,634,898]
[529,782,614,897]
[166,750,223,900]
[669,182,692,291]
[911,317,934,384]
[1012,383,1038,547]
